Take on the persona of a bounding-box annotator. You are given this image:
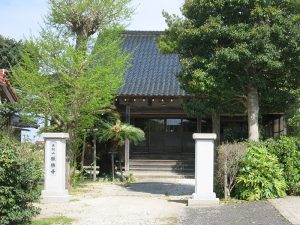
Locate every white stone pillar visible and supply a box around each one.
[125,138,130,172]
[188,133,219,206]
[41,133,70,203]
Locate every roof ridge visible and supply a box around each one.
[122,30,165,36]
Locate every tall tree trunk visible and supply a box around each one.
[93,130,97,181]
[212,112,220,146]
[44,115,49,128]
[247,85,259,141]
[80,133,87,174]
[75,31,88,52]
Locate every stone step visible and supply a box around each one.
[129,164,195,169]
[128,154,195,178]
[126,171,195,179]
[129,166,195,171]
[130,153,195,160]
[130,159,194,166]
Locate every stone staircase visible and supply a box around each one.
[128,153,195,179]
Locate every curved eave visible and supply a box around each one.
[0,69,18,102]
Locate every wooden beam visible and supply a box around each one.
[93,130,97,181]
[197,117,202,133]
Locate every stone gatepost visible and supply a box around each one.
[41,133,70,203]
[188,133,219,206]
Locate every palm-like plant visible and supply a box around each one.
[99,119,145,147]
[98,119,145,180]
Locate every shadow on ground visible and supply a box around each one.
[122,181,194,196]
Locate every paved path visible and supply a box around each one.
[180,201,291,225]
[270,197,300,225]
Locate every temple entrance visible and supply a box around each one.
[131,118,197,153]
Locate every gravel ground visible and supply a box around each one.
[36,179,193,225]
[36,180,293,225]
[180,201,291,225]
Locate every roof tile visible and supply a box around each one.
[119,31,186,97]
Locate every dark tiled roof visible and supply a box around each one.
[119,31,186,97]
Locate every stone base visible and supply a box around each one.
[188,198,219,206]
[188,193,219,206]
[41,190,70,203]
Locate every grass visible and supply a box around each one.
[70,186,90,195]
[160,217,178,225]
[69,180,94,195]
[31,216,75,225]
[220,197,247,205]
[70,197,80,202]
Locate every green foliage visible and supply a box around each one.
[126,173,136,184]
[11,0,133,174]
[288,112,300,135]
[236,144,287,200]
[222,128,248,143]
[159,0,300,140]
[31,216,74,225]
[99,120,145,146]
[0,133,42,225]
[0,35,24,69]
[14,27,129,130]
[12,27,130,162]
[47,0,133,51]
[265,136,300,195]
[0,102,12,129]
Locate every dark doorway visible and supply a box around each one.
[132,118,197,153]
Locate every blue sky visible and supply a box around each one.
[1,0,183,41]
[0,0,183,142]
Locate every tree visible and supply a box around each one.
[159,0,300,141]
[12,0,133,168]
[0,35,24,69]
[47,0,133,51]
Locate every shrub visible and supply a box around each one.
[217,142,247,198]
[265,136,300,195]
[236,144,287,200]
[0,133,42,225]
[221,128,247,143]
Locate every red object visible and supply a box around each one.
[0,69,6,85]
[0,69,18,102]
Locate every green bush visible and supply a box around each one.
[221,128,247,143]
[216,142,247,198]
[265,136,300,195]
[0,134,42,225]
[236,144,287,200]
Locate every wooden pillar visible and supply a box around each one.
[93,130,97,181]
[197,117,202,133]
[125,105,130,172]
